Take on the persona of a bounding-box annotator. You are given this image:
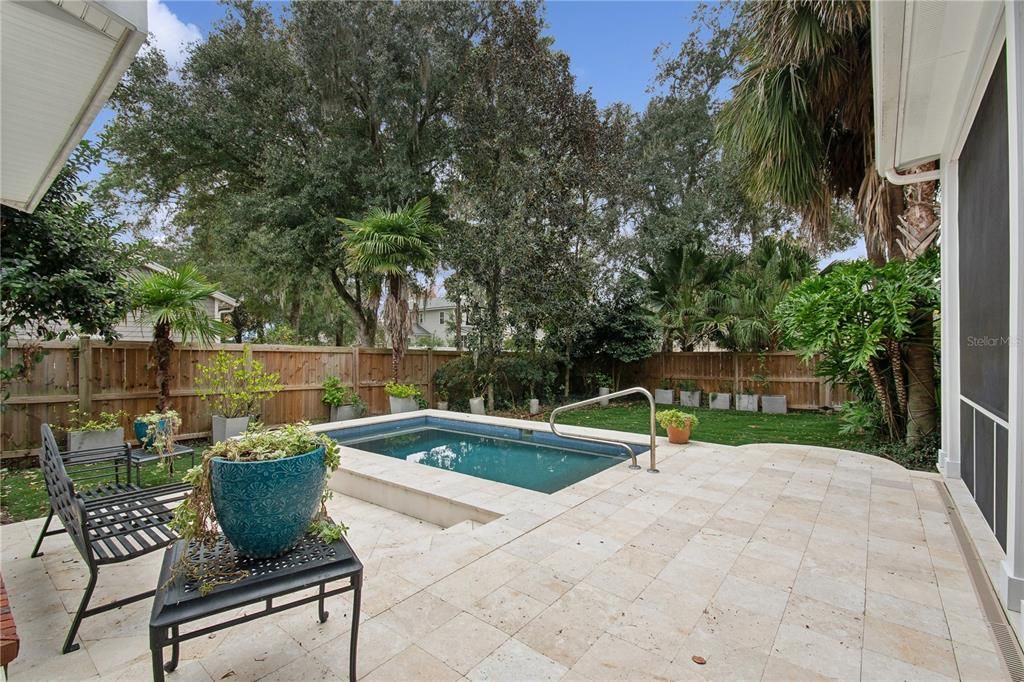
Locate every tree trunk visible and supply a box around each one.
[152,322,174,412]
[355,317,377,347]
[905,315,938,442]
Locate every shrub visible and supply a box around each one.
[384,382,421,399]
[655,410,699,431]
[838,400,884,438]
[677,379,698,392]
[322,376,364,411]
[432,354,559,411]
[873,432,940,472]
[196,349,283,418]
[64,407,127,432]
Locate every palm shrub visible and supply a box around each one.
[339,197,441,381]
[131,265,233,411]
[775,250,939,442]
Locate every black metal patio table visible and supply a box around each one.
[128,444,196,485]
[149,531,362,682]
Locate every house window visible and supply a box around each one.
[439,311,445,324]
[418,312,423,324]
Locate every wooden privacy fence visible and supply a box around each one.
[0,340,463,458]
[1,341,849,459]
[619,351,853,410]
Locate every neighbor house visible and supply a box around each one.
[411,297,471,347]
[872,0,1023,627]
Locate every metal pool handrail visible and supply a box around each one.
[548,387,659,473]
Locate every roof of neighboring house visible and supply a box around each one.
[872,0,1003,173]
[420,297,455,311]
[143,262,239,308]
[1,0,147,212]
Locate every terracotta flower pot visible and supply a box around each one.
[666,424,691,444]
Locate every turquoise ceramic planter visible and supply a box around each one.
[134,418,165,448]
[210,446,326,558]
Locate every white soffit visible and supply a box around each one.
[872,0,1002,173]
[0,0,147,213]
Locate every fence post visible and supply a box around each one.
[242,343,253,371]
[352,346,361,398]
[732,353,740,396]
[427,348,434,406]
[77,336,93,415]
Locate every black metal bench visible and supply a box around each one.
[33,424,190,654]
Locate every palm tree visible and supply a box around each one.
[131,265,233,411]
[718,1,938,441]
[340,197,442,381]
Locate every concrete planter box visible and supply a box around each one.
[388,397,419,414]
[679,390,701,408]
[436,401,449,411]
[67,427,124,453]
[761,395,788,414]
[735,394,759,412]
[654,388,675,405]
[212,415,251,443]
[598,387,611,407]
[330,405,358,422]
[709,393,731,410]
[469,397,486,415]
[529,398,540,415]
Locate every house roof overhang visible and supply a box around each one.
[871,0,1004,177]
[1,0,147,213]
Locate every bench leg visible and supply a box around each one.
[31,508,55,558]
[318,584,329,623]
[63,569,97,653]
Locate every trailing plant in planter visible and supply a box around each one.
[322,376,365,421]
[63,408,128,452]
[196,349,282,442]
[135,409,182,471]
[656,410,699,444]
[169,422,346,594]
[384,381,421,414]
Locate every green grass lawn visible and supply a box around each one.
[549,403,864,452]
[1,447,203,524]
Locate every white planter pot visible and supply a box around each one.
[709,393,731,410]
[598,387,611,407]
[735,394,759,412]
[330,405,358,422]
[469,397,486,415]
[761,395,787,414]
[212,415,251,443]
[654,388,675,405]
[388,396,419,414]
[529,398,540,414]
[437,401,449,411]
[67,427,124,453]
[679,390,701,408]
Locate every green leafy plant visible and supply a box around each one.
[586,371,612,391]
[677,379,698,392]
[196,349,282,418]
[384,381,421,400]
[169,422,346,594]
[321,376,365,411]
[64,407,127,432]
[658,378,674,390]
[655,410,700,431]
[838,400,884,438]
[137,409,182,469]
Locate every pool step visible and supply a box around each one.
[440,519,483,535]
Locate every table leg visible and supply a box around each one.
[166,626,180,672]
[318,584,329,623]
[150,627,166,682]
[349,572,362,682]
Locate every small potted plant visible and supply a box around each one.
[708,383,732,410]
[756,373,787,414]
[385,381,421,414]
[196,349,283,443]
[588,371,613,406]
[436,387,449,411]
[656,409,699,444]
[322,376,365,421]
[135,409,182,472]
[735,384,759,412]
[64,408,127,452]
[677,379,701,408]
[169,422,347,592]
[655,378,675,405]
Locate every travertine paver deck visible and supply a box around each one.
[1,438,1012,681]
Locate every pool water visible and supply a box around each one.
[331,417,647,494]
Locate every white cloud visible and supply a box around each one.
[146,0,203,69]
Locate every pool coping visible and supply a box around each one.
[317,409,669,528]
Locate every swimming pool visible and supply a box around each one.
[328,416,648,494]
